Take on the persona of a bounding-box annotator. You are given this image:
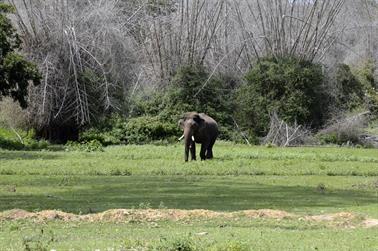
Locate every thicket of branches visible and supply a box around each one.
[8,0,139,138]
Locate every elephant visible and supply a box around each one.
[178,112,219,162]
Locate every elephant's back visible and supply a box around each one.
[200,113,217,125]
[200,113,219,136]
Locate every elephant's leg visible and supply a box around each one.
[206,138,216,159]
[185,144,189,162]
[200,142,209,160]
[190,141,196,161]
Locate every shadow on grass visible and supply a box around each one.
[0,176,377,214]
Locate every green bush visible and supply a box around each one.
[65,140,104,152]
[165,66,235,128]
[335,64,364,111]
[80,114,180,145]
[0,127,50,150]
[155,236,196,251]
[236,57,326,136]
[0,137,24,150]
[353,60,378,116]
[125,116,180,144]
[80,128,122,146]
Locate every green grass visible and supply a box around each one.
[0,142,377,250]
[1,219,377,250]
[1,143,378,176]
[0,175,377,216]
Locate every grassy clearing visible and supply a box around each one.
[1,142,378,176]
[0,142,377,250]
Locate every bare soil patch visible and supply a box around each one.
[1,209,377,228]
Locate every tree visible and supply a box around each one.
[0,3,40,108]
[236,57,326,136]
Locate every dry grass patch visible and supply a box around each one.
[1,209,377,229]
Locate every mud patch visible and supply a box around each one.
[0,209,377,228]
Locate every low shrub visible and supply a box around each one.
[125,116,180,144]
[317,112,369,146]
[0,137,24,150]
[0,127,50,150]
[156,236,196,251]
[0,98,29,130]
[80,128,121,146]
[80,115,180,145]
[65,140,104,152]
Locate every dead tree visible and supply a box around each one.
[233,0,346,62]
[264,112,312,147]
[8,0,140,141]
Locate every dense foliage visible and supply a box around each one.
[236,57,326,137]
[0,4,41,108]
[335,64,365,111]
[131,66,235,124]
[354,60,378,116]
[80,114,180,145]
[79,58,377,146]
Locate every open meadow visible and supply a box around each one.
[1,0,378,249]
[0,142,378,250]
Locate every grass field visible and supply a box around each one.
[0,142,377,250]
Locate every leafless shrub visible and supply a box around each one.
[264,112,313,147]
[0,98,29,130]
[8,0,140,129]
[318,111,370,145]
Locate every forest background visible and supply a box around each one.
[0,0,377,149]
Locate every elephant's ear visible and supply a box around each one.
[193,114,204,124]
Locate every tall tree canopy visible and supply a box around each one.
[0,3,40,108]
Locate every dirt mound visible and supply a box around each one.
[306,212,357,221]
[81,209,293,222]
[1,209,377,228]
[304,212,366,228]
[0,209,78,221]
[0,209,33,220]
[243,209,293,219]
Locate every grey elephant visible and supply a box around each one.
[178,112,219,162]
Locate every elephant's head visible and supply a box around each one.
[178,112,205,161]
[178,112,205,139]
